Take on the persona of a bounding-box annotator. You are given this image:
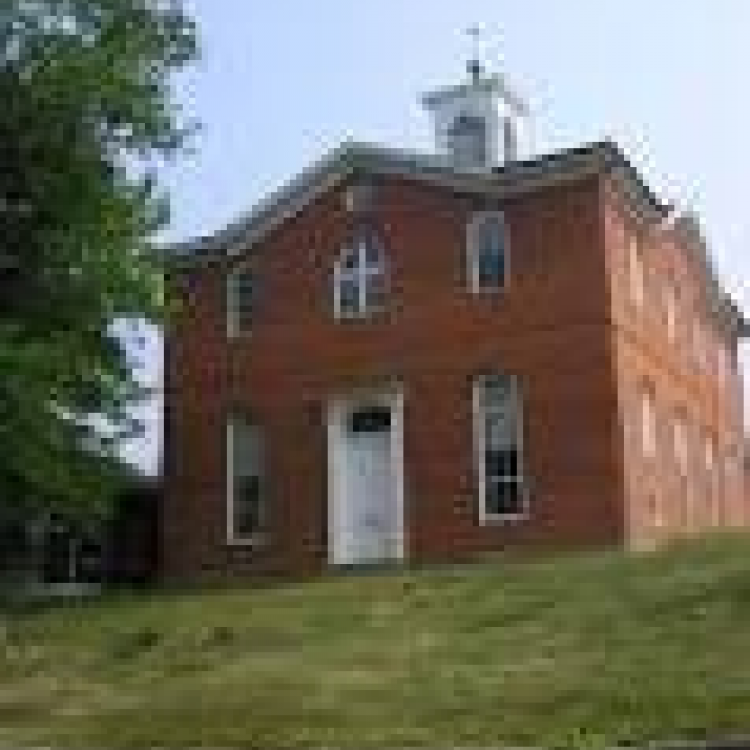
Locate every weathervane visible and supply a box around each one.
[464,23,505,80]
[465,24,485,80]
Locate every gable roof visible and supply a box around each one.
[166,139,747,337]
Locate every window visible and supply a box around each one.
[705,435,720,526]
[348,405,391,434]
[665,279,677,341]
[227,267,255,337]
[672,415,691,529]
[448,113,488,168]
[641,389,656,457]
[673,417,689,475]
[723,450,740,524]
[629,236,644,308]
[333,228,387,318]
[693,318,706,369]
[474,373,526,521]
[227,418,265,543]
[467,212,508,292]
[717,344,727,390]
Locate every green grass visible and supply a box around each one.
[2,535,750,748]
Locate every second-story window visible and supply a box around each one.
[333,228,387,319]
[227,266,255,337]
[467,212,508,292]
[693,317,710,371]
[717,342,728,390]
[629,236,644,309]
[665,278,677,341]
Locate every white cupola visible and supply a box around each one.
[422,59,530,170]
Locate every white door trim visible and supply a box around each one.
[327,387,405,566]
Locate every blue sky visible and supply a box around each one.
[124,0,750,472]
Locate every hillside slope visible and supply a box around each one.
[2,535,750,749]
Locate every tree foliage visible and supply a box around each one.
[0,0,197,518]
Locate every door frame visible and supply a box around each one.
[327,386,405,566]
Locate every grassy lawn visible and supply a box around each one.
[1,535,750,749]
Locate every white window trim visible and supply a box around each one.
[226,272,239,339]
[673,417,689,476]
[333,233,386,319]
[629,236,644,309]
[641,389,656,457]
[723,451,739,524]
[226,420,264,546]
[694,318,706,369]
[473,374,529,524]
[226,267,253,339]
[717,344,727,390]
[665,280,677,342]
[672,414,693,528]
[466,211,509,294]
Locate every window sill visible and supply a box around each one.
[458,286,510,308]
[481,512,529,525]
[333,306,390,323]
[227,330,253,342]
[225,533,267,548]
[464,284,508,296]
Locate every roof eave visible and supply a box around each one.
[163,139,674,267]
[165,140,365,265]
[163,141,609,266]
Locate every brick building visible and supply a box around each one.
[163,63,748,581]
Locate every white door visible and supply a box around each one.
[329,398,403,566]
[347,425,394,562]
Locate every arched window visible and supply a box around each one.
[333,228,387,318]
[467,212,508,292]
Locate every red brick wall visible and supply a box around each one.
[602,178,747,548]
[162,172,629,581]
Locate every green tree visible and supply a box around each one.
[0,0,198,519]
